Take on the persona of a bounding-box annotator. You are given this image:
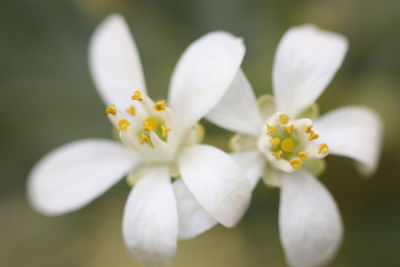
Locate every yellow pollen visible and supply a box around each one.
[266,124,276,134]
[269,137,281,147]
[319,144,329,154]
[305,125,313,133]
[154,100,166,111]
[143,117,158,131]
[105,104,117,116]
[298,152,308,161]
[281,138,295,152]
[161,125,171,137]
[140,133,150,144]
[308,131,319,141]
[131,90,143,101]
[126,106,136,116]
[284,124,295,134]
[279,114,290,124]
[118,119,130,131]
[289,158,302,169]
[272,150,283,160]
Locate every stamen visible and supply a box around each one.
[298,152,308,161]
[281,138,295,153]
[308,131,319,141]
[143,117,158,131]
[269,137,281,147]
[105,104,117,116]
[140,133,150,144]
[284,124,295,134]
[153,100,166,111]
[131,90,143,101]
[161,125,171,137]
[126,106,136,116]
[305,125,313,133]
[118,119,130,131]
[272,150,283,160]
[318,144,329,154]
[266,124,276,134]
[279,114,290,124]
[289,158,302,169]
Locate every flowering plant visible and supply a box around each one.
[28,14,252,265]
[207,25,382,267]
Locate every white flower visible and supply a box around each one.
[27,14,252,265]
[207,25,382,267]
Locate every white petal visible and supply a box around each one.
[314,106,382,176]
[178,145,252,227]
[89,14,147,111]
[122,166,178,265]
[231,150,265,190]
[173,179,217,240]
[206,69,263,136]
[273,25,348,117]
[168,31,245,132]
[279,171,343,267]
[28,139,138,215]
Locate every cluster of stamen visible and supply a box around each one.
[265,113,329,170]
[105,90,172,148]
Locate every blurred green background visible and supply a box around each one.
[1,0,400,266]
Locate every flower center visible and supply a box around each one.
[259,112,329,172]
[104,90,203,165]
[105,91,172,148]
[103,90,180,165]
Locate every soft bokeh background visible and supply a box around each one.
[1,0,400,266]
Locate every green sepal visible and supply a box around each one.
[184,123,205,146]
[297,103,320,120]
[228,133,257,152]
[262,163,281,188]
[257,94,276,119]
[303,158,326,176]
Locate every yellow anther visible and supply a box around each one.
[298,152,308,161]
[161,125,171,137]
[272,150,283,160]
[143,117,158,131]
[281,138,295,153]
[305,125,313,133]
[131,90,143,101]
[140,133,150,144]
[105,104,117,116]
[118,119,130,131]
[284,124,295,134]
[308,131,319,141]
[154,100,166,111]
[126,106,136,116]
[318,144,329,154]
[269,137,281,147]
[289,158,302,169]
[279,114,290,124]
[266,124,276,134]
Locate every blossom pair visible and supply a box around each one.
[28,14,382,267]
